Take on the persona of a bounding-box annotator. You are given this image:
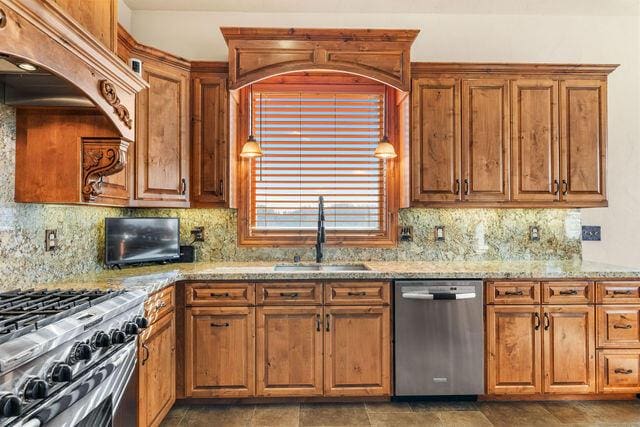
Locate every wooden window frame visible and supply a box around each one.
[236,74,400,248]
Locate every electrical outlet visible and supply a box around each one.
[45,229,57,251]
[530,225,540,241]
[434,226,445,242]
[399,226,413,242]
[582,225,601,241]
[191,226,205,242]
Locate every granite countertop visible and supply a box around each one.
[30,260,640,296]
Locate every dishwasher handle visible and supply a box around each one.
[401,292,477,300]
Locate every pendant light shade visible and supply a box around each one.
[240,85,263,158]
[374,135,397,159]
[374,89,397,159]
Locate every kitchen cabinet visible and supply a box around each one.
[324,305,391,396]
[191,72,229,207]
[134,57,190,206]
[185,306,255,397]
[256,306,323,396]
[542,306,596,394]
[461,79,510,202]
[559,79,607,204]
[510,79,560,202]
[597,350,640,393]
[53,0,118,52]
[410,65,614,208]
[486,305,542,394]
[139,286,176,427]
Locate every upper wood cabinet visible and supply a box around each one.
[511,79,560,202]
[410,64,615,208]
[462,79,510,202]
[52,0,118,51]
[411,78,461,203]
[560,79,607,204]
[134,58,190,206]
[191,72,229,207]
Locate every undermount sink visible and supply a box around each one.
[273,264,370,272]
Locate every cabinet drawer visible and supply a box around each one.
[256,282,322,305]
[542,281,593,304]
[486,281,540,304]
[324,282,389,305]
[145,285,175,325]
[597,350,640,393]
[186,283,254,306]
[596,282,640,304]
[596,306,640,348]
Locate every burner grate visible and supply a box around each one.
[0,289,124,344]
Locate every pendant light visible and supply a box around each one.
[374,88,397,159]
[240,84,263,158]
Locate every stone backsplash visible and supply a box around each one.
[133,207,582,263]
[1,102,581,288]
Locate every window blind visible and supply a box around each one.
[251,90,387,232]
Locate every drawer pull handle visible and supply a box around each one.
[504,290,524,296]
[210,292,230,298]
[612,290,633,295]
[613,324,633,329]
[534,312,540,330]
[559,289,578,296]
[347,291,367,296]
[316,314,321,332]
[325,314,330,332]
[211,322,230,328]
[279,292,299,298]
[544,313,550,331]
[142,343,150,365]
[614,368,633,375]
[155,301,167,311]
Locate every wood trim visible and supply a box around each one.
[221,27,420,43]
[117,24,190,71]
[411,62,619,76]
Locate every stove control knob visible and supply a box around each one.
[110,329,127,344]
[0,394,21,418]
[68,342,92,364]
[92,331,111,349]
[49,362,73,383]
[23,378,48,400]
[124,322,139,335]
[133,316,149,329]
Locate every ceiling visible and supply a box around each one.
[123,0,639,16]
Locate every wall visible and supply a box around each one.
[125,8,640,267]
[0,104,124,289]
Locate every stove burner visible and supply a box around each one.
[0,289,123,345]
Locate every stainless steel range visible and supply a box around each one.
[0,288,147,426]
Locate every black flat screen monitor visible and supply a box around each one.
[105,217,180,266]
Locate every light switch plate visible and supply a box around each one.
[434,226,445,242]
[530,225,540,241]
[582,225,601,241]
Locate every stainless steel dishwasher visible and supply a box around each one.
[394,280,484,396]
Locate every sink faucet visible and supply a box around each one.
[315,196,326,263]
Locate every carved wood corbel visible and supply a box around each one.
[99,80,133,129]
[82,138,129,202]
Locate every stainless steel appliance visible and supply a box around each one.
[394,280,484,396]
[0,288,147,426]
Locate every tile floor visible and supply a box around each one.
[160,399,640,426]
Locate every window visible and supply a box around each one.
[237,78,398,247]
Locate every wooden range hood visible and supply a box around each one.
[0,0,148,205]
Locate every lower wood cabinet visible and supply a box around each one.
[597,349,640,393]
[324,306,391,396]
[256,306,323,396]
[138,309,176,427]
[185,306,255,397]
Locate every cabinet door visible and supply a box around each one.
[324,306,390,396]
[256,306,323,396]
[462,79,510,202]
[136,59,190,205]
[138,311,176,427]
[185,307,255,397]
[191,75,229,207]
[511,79,560,202]
[486,306,542,394]
[411,78,462,203]
[559,79,607,204]
[542,306,596,394]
